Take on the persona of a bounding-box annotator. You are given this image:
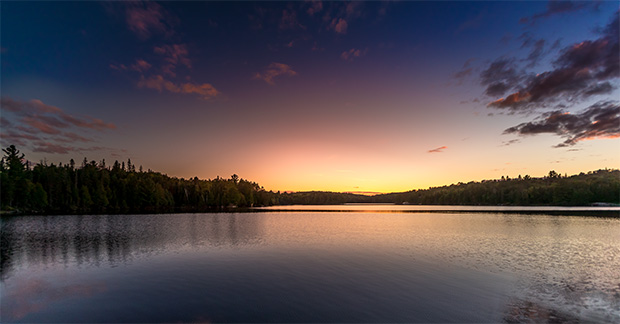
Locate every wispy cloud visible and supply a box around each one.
[110,39,219,99]
[519,33,547,68]
[456,10,485,34]
[307,1,323,16]
[1,97,119,155]
[1,97,115,131]
[1,131,38,147]
[111,59,152,73]
[32,142,75,154]
[56,132,94,143]
[154,44,191,77]
[30,143,125,155]
[501,139,521,146]
[520,1,602,25]
[0,117,12,128]
[131,59,152,72]
[110,1,221,101]
[254,63,298,85]
[124,1,174,40]
[428,146,447,153]
[453,58,476,84]
[479,58,522,98]
[280,8,305,30]
[137,75,220,100]
[340,48,368,61]
[22,116,62,135]
[503,101,620,147]
[329,18,348,34]
[115,0,224,95]
[318,1,362,35]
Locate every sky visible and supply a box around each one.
[1,1,619,194]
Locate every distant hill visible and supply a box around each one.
[372,169,620,206]
[270,170,620,206]
[2,144,619,214]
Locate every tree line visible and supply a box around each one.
[1,145,619,214]
[263,170,619,206]
[371,169,620,206]
[1,145,280,213]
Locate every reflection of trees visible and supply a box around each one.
[0,214,263,280]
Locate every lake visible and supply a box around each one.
[1,206,619,323]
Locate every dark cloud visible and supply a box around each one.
[30,142,126,156]
[428,146,447,153]
[503,101,620,147]
[501,139,521,146]
[520,1,602,25]
[523,38,546,68]
[32,142,74,154]
[479,58,522,97]
[584,82,614,95]
[487,13,619,111]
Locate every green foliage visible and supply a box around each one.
[277,170,620,206]
[373,169,620,206]
[1,145,279,214]
[1,145,618,213]
[278,191,370,205]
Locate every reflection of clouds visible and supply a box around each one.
[3,279,106,320]
[1,214,263,279]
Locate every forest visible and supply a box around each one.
[0,145,279,214]
[1,145,619,214]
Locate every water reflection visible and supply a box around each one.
[3,278,107,320]
[1,212,619,323]
[1,214,263,280]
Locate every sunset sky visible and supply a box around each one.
[1,1,619,193]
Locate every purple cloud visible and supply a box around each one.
[254,63,298,85]
[340,48,368,61]
[124,1,174,40]
[137,75,220,100]
[503,101,620,147]
[487,13,619,111]
[1,97,119,155]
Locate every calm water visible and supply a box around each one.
[1,207,619,323]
